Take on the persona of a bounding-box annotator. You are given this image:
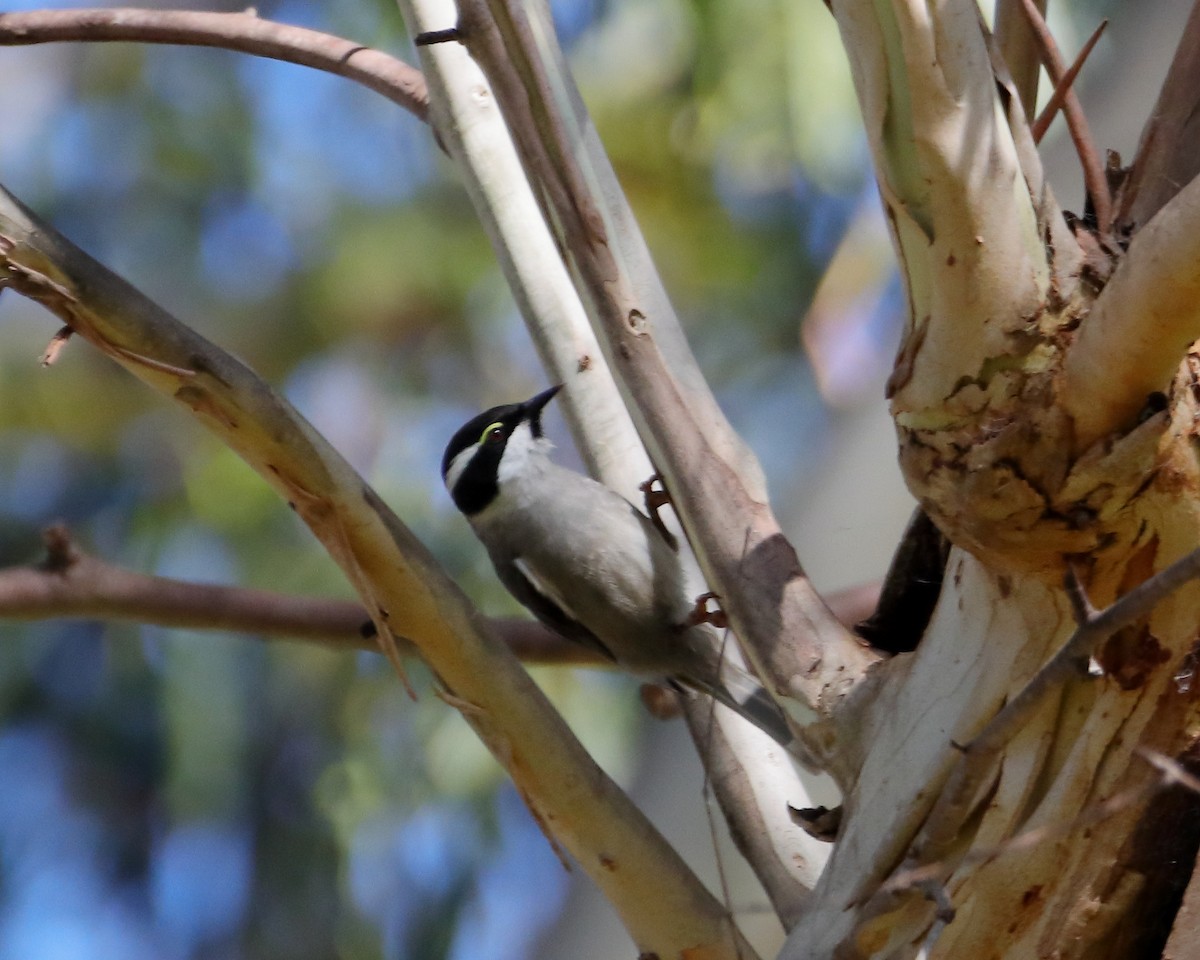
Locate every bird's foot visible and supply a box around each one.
[790,804,842,842]
[682,591,728,630]
[414,27,463,46]
[639,473,679,551]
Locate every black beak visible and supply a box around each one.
[522,384,562,435]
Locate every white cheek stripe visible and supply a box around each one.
[496,422,535,486]
[444,444,477,492]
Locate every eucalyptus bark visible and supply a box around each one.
[7,2,1200,957]
[777,2,1200,957]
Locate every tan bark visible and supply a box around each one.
[783,1,1200,957]
[7,1,1200,956]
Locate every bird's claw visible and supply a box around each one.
[682,591,728,630]
[639,473,678,551]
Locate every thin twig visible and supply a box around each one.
[886,747,1200,903]
[696,697,745,955]
[682,693,815,929]
[40,325,72,366]
[0,8,429,121]
[414,27,462,46]
[1017,0,1112,230]
[0,524,877,665]
[0,526,605,665]
[1031,19,1108,144]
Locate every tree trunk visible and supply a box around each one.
[4,2,1200,957]
[775,2,1200,957]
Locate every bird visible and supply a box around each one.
[441,383,795,751]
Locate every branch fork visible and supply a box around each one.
[880,546,1200,917]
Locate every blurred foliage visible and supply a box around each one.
[0,0,1115,956]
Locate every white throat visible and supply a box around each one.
[496,421,552,487]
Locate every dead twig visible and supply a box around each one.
[0,525,603,665]
[1030,19,1109,144]
[0,8,429,121]
[40,325,73,365]
[1114,2,1200,230]
[1017,0,1111,231]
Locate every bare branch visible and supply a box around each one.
[1116,0,1200,231]
[993,0,1047,119]
[1017,0,1111,230]
[1030,19,1108,145]
[0,526,602,665]
[682,696,829,930]
[0,7,429,121]
[0,184,752,960]
[2,524,878,665]
[399,0,650,493]
[451,0,878,749]
[831,1,1054,409]
[1062,172,1200,451]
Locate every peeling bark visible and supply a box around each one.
[788,2,1200,957]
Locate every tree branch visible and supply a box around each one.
[910,545,1200,884]
[831,0,1054,415]
[1,523,877,665]
[1029,18,1108,146]
[397,0,651,493]
[450,0,879,754]
[1116,0,1200,231]
[1016,0,1111,231]
[0,184,753,960]
[682,696,827,930]
[1062,171,1200,451]
[0,525,602,664]
[0,7,429,121]
[993,0,1047,120]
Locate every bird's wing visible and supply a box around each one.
[503,555,617,663]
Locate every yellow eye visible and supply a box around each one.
[480,422,505,444]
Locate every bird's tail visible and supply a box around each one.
[683,663,797,754]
